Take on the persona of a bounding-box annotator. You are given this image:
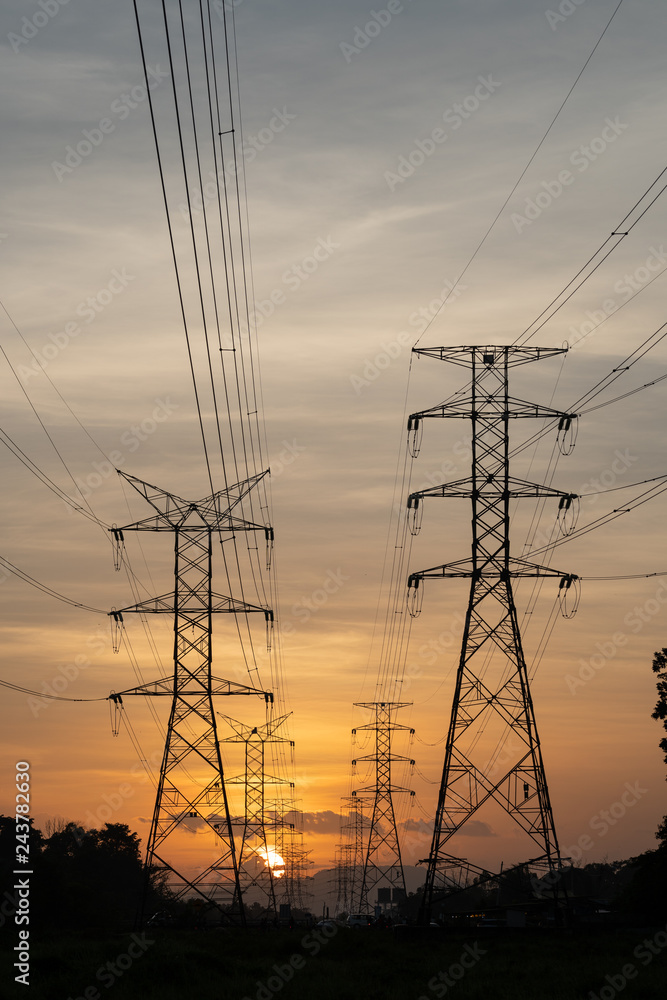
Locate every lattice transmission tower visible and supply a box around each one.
[109,470,274,922]
[405,346,576,919]
[353,702,415,913]
[274,809,312,911]
[222,713,292,916]
[332,795,365,915]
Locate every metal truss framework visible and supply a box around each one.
[222,713,293,916]
[109,471,273,923]
[333,795,365,916]
[353,702,415,913]
[274,811,312,912]
[406,346,575,919]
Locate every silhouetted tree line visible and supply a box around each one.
[0,819,167,933]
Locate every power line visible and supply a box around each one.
[0,555,105,613]
[0,677,107,702]
[517,166,667,347]
[414,0,626,347]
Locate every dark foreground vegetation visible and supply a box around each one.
[1,815,666,1000]
[1,923,667,1000]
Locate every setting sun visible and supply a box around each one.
[256,847,285,878]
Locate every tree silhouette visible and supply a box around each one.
[0,817,169,932]
[39,821,146,930]
[651,647,667,845]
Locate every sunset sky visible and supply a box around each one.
[2,0,667,889]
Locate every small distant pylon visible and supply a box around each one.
[275,817,312,911]
[353,702,415,913]
[332,843,353,916]
[333,795,365,915]
[221,713,293,917]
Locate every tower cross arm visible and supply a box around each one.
[353,753,415,764]
[412,345,567,367]
[408,398,578,422]
[354,782,414,795]
[108,674,272,699]
[219,711,293,741]
[408,478,578,502]
[109,594,273,616]
[112,512,271,534]
[408,558,577,581]
[116,469,270,529]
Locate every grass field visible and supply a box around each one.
[2,925,666,1000]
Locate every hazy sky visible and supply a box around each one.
[2,0,667,879]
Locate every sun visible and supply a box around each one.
[256,846,285,878]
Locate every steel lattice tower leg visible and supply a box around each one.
[405,346,577,920]
[353,702,415,914]
[109,471,274,923]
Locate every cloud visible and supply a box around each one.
[402,817,496,838]
[401,818,432,835]
[457,820,497,838]
[283,810,344,835]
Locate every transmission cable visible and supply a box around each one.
[0,555,105,613]
[414,0,626,347]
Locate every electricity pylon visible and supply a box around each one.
[353,702,415,913]
[334,795,365,915]
[332,843,353,916]
[221,713,292,916]
[273,812,312,911]
[109,470,274,922]
[405,346,576,919]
